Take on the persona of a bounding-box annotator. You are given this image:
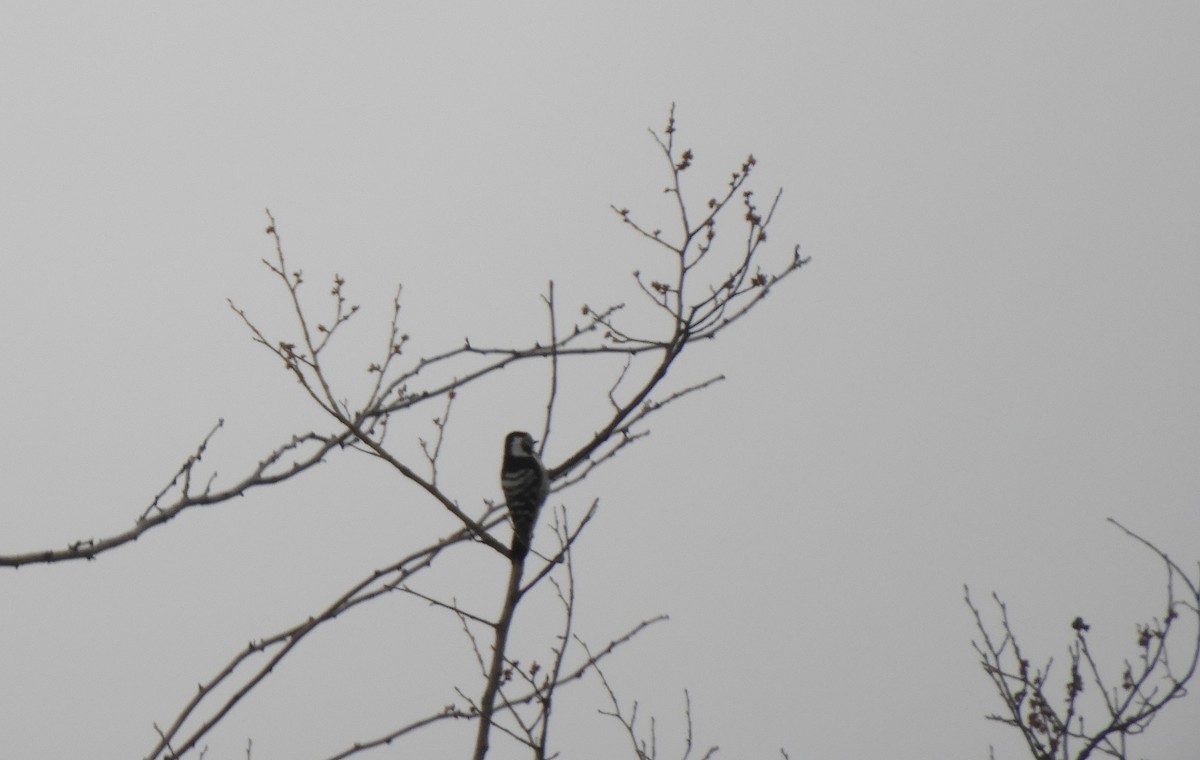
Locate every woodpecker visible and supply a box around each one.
[501,431,549,561]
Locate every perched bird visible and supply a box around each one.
[501,431,549,561]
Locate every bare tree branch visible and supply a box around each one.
[0,422,343,567]
[540,280,560,457]
[967,520,1200,760]
[322,615,669,760]
[7,106,808,759]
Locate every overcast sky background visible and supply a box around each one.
[2,3,1198,759]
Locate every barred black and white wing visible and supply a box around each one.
[501,431,549,561]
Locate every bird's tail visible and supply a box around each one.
[510,518,533,562]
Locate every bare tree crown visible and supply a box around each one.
[1,107,808,760]
[967,519,1200,760]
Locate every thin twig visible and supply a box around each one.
[541,281,559,456]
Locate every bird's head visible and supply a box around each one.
[504,431,537,459]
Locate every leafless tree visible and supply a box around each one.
[1,107,807,759]
[966,519,1200,760]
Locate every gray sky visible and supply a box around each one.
[2,3,1198,759]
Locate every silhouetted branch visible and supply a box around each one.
[323,614,669,760]
[144,519,492,760]
[540,280,560,456]
[587,650,720,760]
[7,106,806,759]
[967,520,1200,760]
[0,422,343,567]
